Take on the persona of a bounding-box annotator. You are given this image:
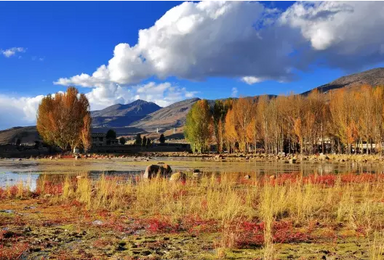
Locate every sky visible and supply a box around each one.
[1,1,384,129]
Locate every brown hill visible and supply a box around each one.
[302,67,384,95]
[0,126,40,145]
[130,98,200,132]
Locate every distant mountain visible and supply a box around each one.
[302,67,384,95]
[131,98,200,132]
[91,99,161,128]
[3,68,384,144]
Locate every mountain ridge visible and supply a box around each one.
[2,67,384,144]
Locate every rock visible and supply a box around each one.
[244,175,251,180]
[214,155,223,161]
[0,209,14,214]
[170,172,187,182]
[23,226,32,233]
[143,164,173,179]
[92,220,103,226]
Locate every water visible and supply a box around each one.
[1,157,384,191]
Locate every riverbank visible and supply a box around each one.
[1,173,384,259]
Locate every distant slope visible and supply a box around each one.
[91,99,161,128]
[0,126,40,145]
[131,98,200,132]
[302,67,384,95]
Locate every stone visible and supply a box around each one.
[143,164,173,179]
[92,220,103,226]
[170,172,187,182]
[244,175,251,180]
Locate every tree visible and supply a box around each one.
[213,100,229,153]
[135,134,142,146]
[184,100,213,153]
[159,134,166,144]
[119,137,126,145]
[106,129,117,140]
[146,138,151,147]
[36,87,91,152]
[81,114,92,152]
[142,136,147,147]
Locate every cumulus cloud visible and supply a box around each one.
[279,2,384,69]
[0,94,43,129]
[55,1,384,87]
[55,1,295,87]
[1,47,25,58]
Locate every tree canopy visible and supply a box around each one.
[36,87,91,152]
[184,99,213,153]
[159,134,166,144]
[106,129,117,139]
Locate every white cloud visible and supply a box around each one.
[55,1,384,88]
[1,47,25,58]
[0,94,43,129]
[242,76,263,85]
[231,87,238,97]
[55,2,295,88]
[279,2,384,69]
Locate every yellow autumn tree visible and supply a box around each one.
[37,87,91,152]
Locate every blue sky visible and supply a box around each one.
[1,1,384,129]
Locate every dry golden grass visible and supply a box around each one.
[3,172,384,258]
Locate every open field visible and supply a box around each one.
[1,172,384,259]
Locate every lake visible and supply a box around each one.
[1,157,384,190]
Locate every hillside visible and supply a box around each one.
[130,98,200,132]
[302,67,384,95]
[91,99,161,128]
[0,126,40,145]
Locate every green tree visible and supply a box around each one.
[184,99,213,153]
[106,129,117,139]
[159,134,166,144]
[135,134,142,146]
[142,136,147,147]
[213,100,230,153]
[119,137,126,145]
[36,87,91,152]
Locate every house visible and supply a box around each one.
[91,133,107,146]
[91,132,119,147]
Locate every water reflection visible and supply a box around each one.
[1,160,384,192]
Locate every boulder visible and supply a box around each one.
[244,175,251,180]
[170,172,187,182]
[143,164,173,179]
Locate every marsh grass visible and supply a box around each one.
[2,172,384,257]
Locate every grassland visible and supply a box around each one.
[1,172,384,259]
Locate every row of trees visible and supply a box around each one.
[185,85,384,155]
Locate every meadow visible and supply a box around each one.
[1,169,384,259]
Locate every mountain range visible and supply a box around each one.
[2,67,384,144]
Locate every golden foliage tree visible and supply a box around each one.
[37,87,91,152]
